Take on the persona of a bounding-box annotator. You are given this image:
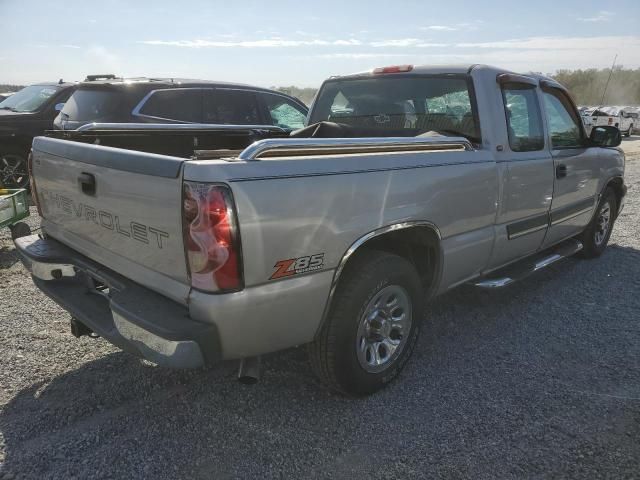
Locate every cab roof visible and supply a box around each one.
[328,64,557,81]
[331,64,495,79]
[327,64,572,94]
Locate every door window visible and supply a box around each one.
[500,83,544,152]
[137,89,202,122]
[204,89,261,124]
[263,93,307,129]
[543,90,583,148]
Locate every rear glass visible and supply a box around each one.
[309,76,480,141]
[138,89,202,123]
[61,89,121,121]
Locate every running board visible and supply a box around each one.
[472,239,583,288]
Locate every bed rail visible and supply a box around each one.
[237,136,473,161]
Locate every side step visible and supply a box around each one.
[472,239,583,288]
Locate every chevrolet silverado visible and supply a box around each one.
[15,64,626,395]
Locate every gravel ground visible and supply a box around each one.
[1,138,640,479]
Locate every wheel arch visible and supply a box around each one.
[604,176,625,218]
[315,221,443,338]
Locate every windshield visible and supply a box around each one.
[0,85,60,112]
[309,75,480,141]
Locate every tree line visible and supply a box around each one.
[552,67,640,106]
[0,84,24,93]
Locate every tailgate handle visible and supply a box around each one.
[78,173,96,196]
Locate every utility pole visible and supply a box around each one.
[600,54,618,106]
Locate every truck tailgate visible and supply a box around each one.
[32,137,190,304]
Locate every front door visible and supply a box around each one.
[540,86,600,248]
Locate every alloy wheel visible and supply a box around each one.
[0,154,29,189]
[594,200,611,246]
[356,285,413,373]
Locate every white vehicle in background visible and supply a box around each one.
[619,107,639,136]
[589,106,636,137]
[589,107,616,129]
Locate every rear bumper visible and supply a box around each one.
[15,235,221,368]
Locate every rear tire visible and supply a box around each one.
[577,188,617,259]
[308,250,424,396]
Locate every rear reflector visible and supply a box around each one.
[182,182,243,292]
[373,65,414,74]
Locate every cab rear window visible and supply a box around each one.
[310,76,480,142]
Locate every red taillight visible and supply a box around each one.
[608,117,613,125]
[27,152,42,217]
[373,65,414,74]
[182,182,243,292]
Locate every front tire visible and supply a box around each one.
[308,250,424,396]
[577,188,617,258]
[626,125,633,137]
[0,149,30,189]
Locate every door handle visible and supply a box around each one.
[556,164,567,179]
[78,172,96,195]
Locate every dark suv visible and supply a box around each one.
[0,82,76,187]
[54,78,309,132]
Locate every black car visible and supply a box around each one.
[0,82,76,188]
[54,77,309,132]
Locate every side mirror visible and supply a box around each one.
[54,103,65,112]
[589,125,621,147]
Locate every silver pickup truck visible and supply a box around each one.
[16,64,626,396]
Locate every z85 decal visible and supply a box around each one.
[270,253,325,280]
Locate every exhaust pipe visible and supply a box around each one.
[237,356,262,384]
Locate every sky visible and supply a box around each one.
[1,0,639,87]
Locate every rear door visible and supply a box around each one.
[488,76,553,270]
[133,88,203,123]
[540,85,600,248]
